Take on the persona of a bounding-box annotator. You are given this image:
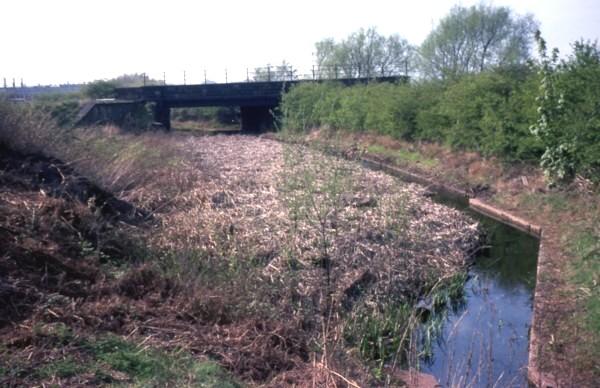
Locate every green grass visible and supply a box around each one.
[9,327,242,387]
[37,357,87,379]
[344,302,412,372]
[572,228,600,335]
[86,334,242,387]
[367,144,438,168]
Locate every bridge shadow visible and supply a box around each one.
[170,119,252,136]
[174,127,244,136]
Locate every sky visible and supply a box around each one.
[1,0,599,86]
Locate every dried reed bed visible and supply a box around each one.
[136,134,481,384]
[148,134,479,306]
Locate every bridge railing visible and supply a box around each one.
[235,64,409,83]
[139,64,409,86]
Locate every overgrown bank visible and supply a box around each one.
[281,38,600,184]
[1,99,485,386]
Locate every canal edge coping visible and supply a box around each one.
[359,156,557,387]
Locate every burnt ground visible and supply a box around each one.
[0,134,481,387]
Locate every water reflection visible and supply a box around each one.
[420,209,539,387]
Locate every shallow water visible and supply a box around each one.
[420,201,539,387]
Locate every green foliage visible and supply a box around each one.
[531,33,600,182]
[280,82,343,131]
[281,68,543,162]
[344,302,412,371]
[285,32,600,181]
[438,66,542,160]
[315,27,414,77]
[87,334,241,387]
[420,4,537,79]
[83,73,162,100]
[37,357,86,379]
[31,93,81,128]
[366,144,438,168]
[572,217,600,335]
[83,80,118,99]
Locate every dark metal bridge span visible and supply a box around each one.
[80,76,407,131]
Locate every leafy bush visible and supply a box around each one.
[31,94,82,128]
[281,70,544,162]
[437,66,542,160]
[281,81,343,131]
[531,34,600,182]
[83,80,118,99]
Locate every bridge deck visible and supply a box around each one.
[114,76,406,107]
[81,76,407,131]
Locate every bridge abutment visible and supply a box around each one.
[240,106,275,132]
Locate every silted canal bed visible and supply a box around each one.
[416,200,539,387]
[161,134,540,385]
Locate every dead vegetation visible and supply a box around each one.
[0,124,480,386]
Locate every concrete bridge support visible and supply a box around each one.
[153,102,171,130]
[75,100,145,127]
[240,106,275,132]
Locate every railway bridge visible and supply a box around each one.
[78,76,406,131]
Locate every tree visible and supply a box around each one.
[530,33,600,182]
[83,80,118,99]
[420,4,538,79]
[315,28,413,78]
[253,60,297,81]
[83,74,162,99]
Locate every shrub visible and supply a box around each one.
[438,67,542,160]
[531,34,600,182]
[281,72,543,162]
[83,80,118,99]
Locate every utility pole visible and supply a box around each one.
[3,78,6,89]
[204,69,207,84]
[246,68,249,82]
[20,78,23,88]
[143,73,147,86]
[183,70,186,85]
[225,68,228,84]
[163,72,166,85]
[12,78,15,88]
